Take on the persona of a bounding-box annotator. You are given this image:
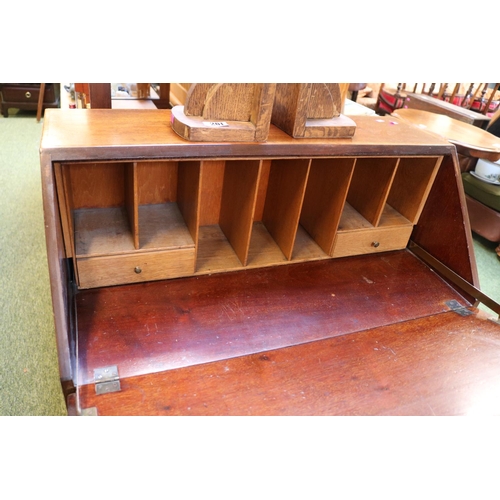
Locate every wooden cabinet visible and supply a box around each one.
[1,83,59,117]
[40,109,500,416]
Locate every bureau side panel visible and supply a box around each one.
[411,152,479,297]
[40,152,73,383]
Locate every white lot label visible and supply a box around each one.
[203,121,229,127]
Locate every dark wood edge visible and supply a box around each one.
[40,151,73,382]
[41,144,457,163]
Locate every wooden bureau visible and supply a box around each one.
[40,109,500,415]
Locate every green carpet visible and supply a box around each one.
[0,109,67,415]
[472,234,500,316]
[1,108,499,416]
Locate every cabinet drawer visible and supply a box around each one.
[332,226,413,258]
[77,248,196,289]
[1,83,57,103]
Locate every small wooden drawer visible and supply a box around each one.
[1,83,57,103]
[332,226,414,258]
[76,248,196,289]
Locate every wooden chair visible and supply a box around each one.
[348,83,367,102]
[375,83,431,114]
[377,83,500,120]
[419,83,499,115]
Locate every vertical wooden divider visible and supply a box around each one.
[254,160,271,221]
[125,163,139,249]
[198,160,225,226]
[54,163,75,259]
[387,156,442,224]
[300,158,356,255]
[68,163,125,209]
[177,161,202,264]
[347,157,400,226]
[55,163,80,285]
[136,161,178,206]
[219,160,262,266]
[262,159,311,260]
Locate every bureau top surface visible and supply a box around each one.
[40,109,454,162]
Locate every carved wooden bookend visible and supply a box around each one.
[171,83,276,142]
[271,83,356,138]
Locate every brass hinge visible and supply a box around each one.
[446,299,474,316]
[94,365,121,395]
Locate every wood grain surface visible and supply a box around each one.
[262,159,311,259]
[74,250,470,388]
[411,153,478,301]
[394,108,500,161]
[41,110,454,162]
[77,310,500,415]
[347,157,399,226]
[173,84,277,142]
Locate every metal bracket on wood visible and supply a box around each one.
[80,407,98,416]
[94,365,121,395]
[409,241,500,319]
[445,300,474,316]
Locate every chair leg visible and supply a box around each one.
[37,83,46,122]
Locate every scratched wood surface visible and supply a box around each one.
[74,251,470,388]
[77,310,500,416]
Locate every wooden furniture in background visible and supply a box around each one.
[394,108,500,255]
[154,83,171,109]
[456,83,500,113]
[170,83,191,106]
[405,93,491,129]
[0,83,60,118]
[348,83,367,102]
[74,83,112,108]
[377,83,500,124]
[393,108,500,162]
[40,108,500,415]
[36,83,46,122]
[73,83,171,109]
[73,83,90,108]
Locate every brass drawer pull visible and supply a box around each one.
[372,241,380,248]
[134,266,142,274]
[25,91,32,99]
